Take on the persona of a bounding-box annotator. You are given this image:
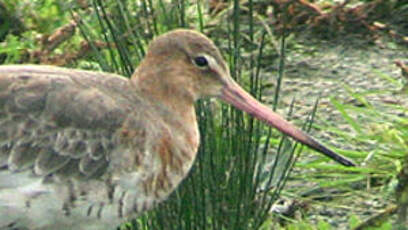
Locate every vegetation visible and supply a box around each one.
[0,0,407,229]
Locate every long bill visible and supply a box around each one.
[219,80,356,167]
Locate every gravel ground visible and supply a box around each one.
[262,35,408,229]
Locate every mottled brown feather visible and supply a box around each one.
[0,66,140,180]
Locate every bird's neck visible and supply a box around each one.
[134,70,200,160]
[128,64,200,198]
[130,57,201,162]
[131,60,198,124]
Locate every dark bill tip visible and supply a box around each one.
[219,81,356,167]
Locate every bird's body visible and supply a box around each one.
[0,30,354,230]
[0,65,198,229]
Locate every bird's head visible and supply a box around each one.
[132,29,355,167]
[133,29,230,100]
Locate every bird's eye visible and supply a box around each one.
[193,56,208,67]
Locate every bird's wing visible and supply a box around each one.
[0,65,135,185]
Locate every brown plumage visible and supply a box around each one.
[0,29,354,230]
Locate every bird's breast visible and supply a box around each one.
[109,109,200,214]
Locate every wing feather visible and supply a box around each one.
[0,65,136,181]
